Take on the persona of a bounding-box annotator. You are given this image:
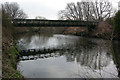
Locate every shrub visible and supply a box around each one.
[113,10,120,33]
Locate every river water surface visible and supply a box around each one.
[15,33,120,78]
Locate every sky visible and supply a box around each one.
[0,0,120,20]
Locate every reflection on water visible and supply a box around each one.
[16,33,120,78]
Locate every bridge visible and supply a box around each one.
[12,19,98,28]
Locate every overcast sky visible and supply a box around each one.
[0,0,120,20]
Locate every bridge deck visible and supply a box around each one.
[12,19,98,27]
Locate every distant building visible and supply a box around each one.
[119,1,120,10]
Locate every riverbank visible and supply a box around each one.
[14,30,120,41]
[2,27,23,79]
[2,46,23,78]
[63,21,120,40]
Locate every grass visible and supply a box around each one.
[2,46,23,79]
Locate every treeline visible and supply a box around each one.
[58,0,120,40]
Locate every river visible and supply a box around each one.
[15,33,120,78]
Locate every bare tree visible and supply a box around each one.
[2,2,27,19]
[90,0,116,21]
[58,0,116,21]
[35,16,47,20]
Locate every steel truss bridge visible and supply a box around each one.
[12,19,98,28]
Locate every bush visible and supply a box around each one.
[114,10,120,33]
[2,9,15,34]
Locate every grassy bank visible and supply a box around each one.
[2,46,22,78]
[2,9,23,79]
[2,27,23,79]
